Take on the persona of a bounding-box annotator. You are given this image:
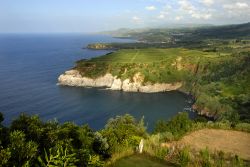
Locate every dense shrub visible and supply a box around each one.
[101,114,147,152]
[1,112,250,166]
[154,112,193,138]
[178,147,191,167]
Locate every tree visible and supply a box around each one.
[154,120,169,134]
[92,132,110,158]
[10,113,43,143]
[154,112,192,138]
[0,112,4,123]
[0,147,11,166]
[9,130,38,166]
[38,146,78,167]
[101,114,147,152]
[0,112,9,147]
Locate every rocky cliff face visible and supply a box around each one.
[58,70,182,93]
[87,43,113,50]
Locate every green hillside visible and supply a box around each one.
[87,22,250,50]
[76,44,250,121]
[106,22,250,42]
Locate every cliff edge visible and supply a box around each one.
[58,70,182,93]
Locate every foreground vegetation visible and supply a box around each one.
[111,154,176,167]
[1,112,250,166]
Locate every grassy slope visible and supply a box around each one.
[179,129,250,160]
[75,47,250,120]
[76,48,218,82]
[111,154,177,167]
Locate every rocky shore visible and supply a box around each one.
[58,70,182,93]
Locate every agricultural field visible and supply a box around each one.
[179,129,250,160]
[75,48,220,83]
[89,48,218,63]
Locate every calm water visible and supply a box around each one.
[0,34,192,131]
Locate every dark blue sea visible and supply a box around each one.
[0,34,192,131]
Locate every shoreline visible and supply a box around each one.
[58,69,214,119]
[58,69,183,93]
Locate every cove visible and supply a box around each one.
[57,86,193,131]
[0,34,194,131]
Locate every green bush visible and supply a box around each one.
[9,130,38,166]
[199,148,212,167]
[159,132,174,142]
[155,147,169,160]
[154,112,193,138]
[0,147,11,166]
[235,123,250,132]
[101,114,147,152]
[178,147,191,167]
[232,155,245,167]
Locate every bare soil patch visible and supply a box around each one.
[179,129,250,160]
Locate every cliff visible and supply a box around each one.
[87,43,114,50]
[58,70,182,93]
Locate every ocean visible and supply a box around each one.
[0,34,192,131]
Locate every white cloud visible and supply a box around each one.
[201,0,214,6]
[192,13,212,19]
[236,2,248,9]
[222,1,250,21]
[223,2,249,10]
[125,0,249,26]
[177,0,213,20]
[132,16,143,24]
[145,6,157,11]
[157,14,166,19]
[175,16,183,21]
[178,0,195,11]
[157,10,168,19]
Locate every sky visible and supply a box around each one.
[0,0,249,33]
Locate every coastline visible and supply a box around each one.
[58,70,216,119]
[58,69,183,93]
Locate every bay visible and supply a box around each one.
[0,34,193,131]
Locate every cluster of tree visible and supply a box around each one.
[154,112,192,138]
[0,113,146,167]
[1,111,250,166]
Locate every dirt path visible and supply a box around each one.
[179,129,250,160]
[130,50,139,63]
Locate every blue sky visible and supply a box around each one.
[0,0,249,33]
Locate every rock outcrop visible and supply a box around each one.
[58,70,182,93]
[87,43,114,50]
